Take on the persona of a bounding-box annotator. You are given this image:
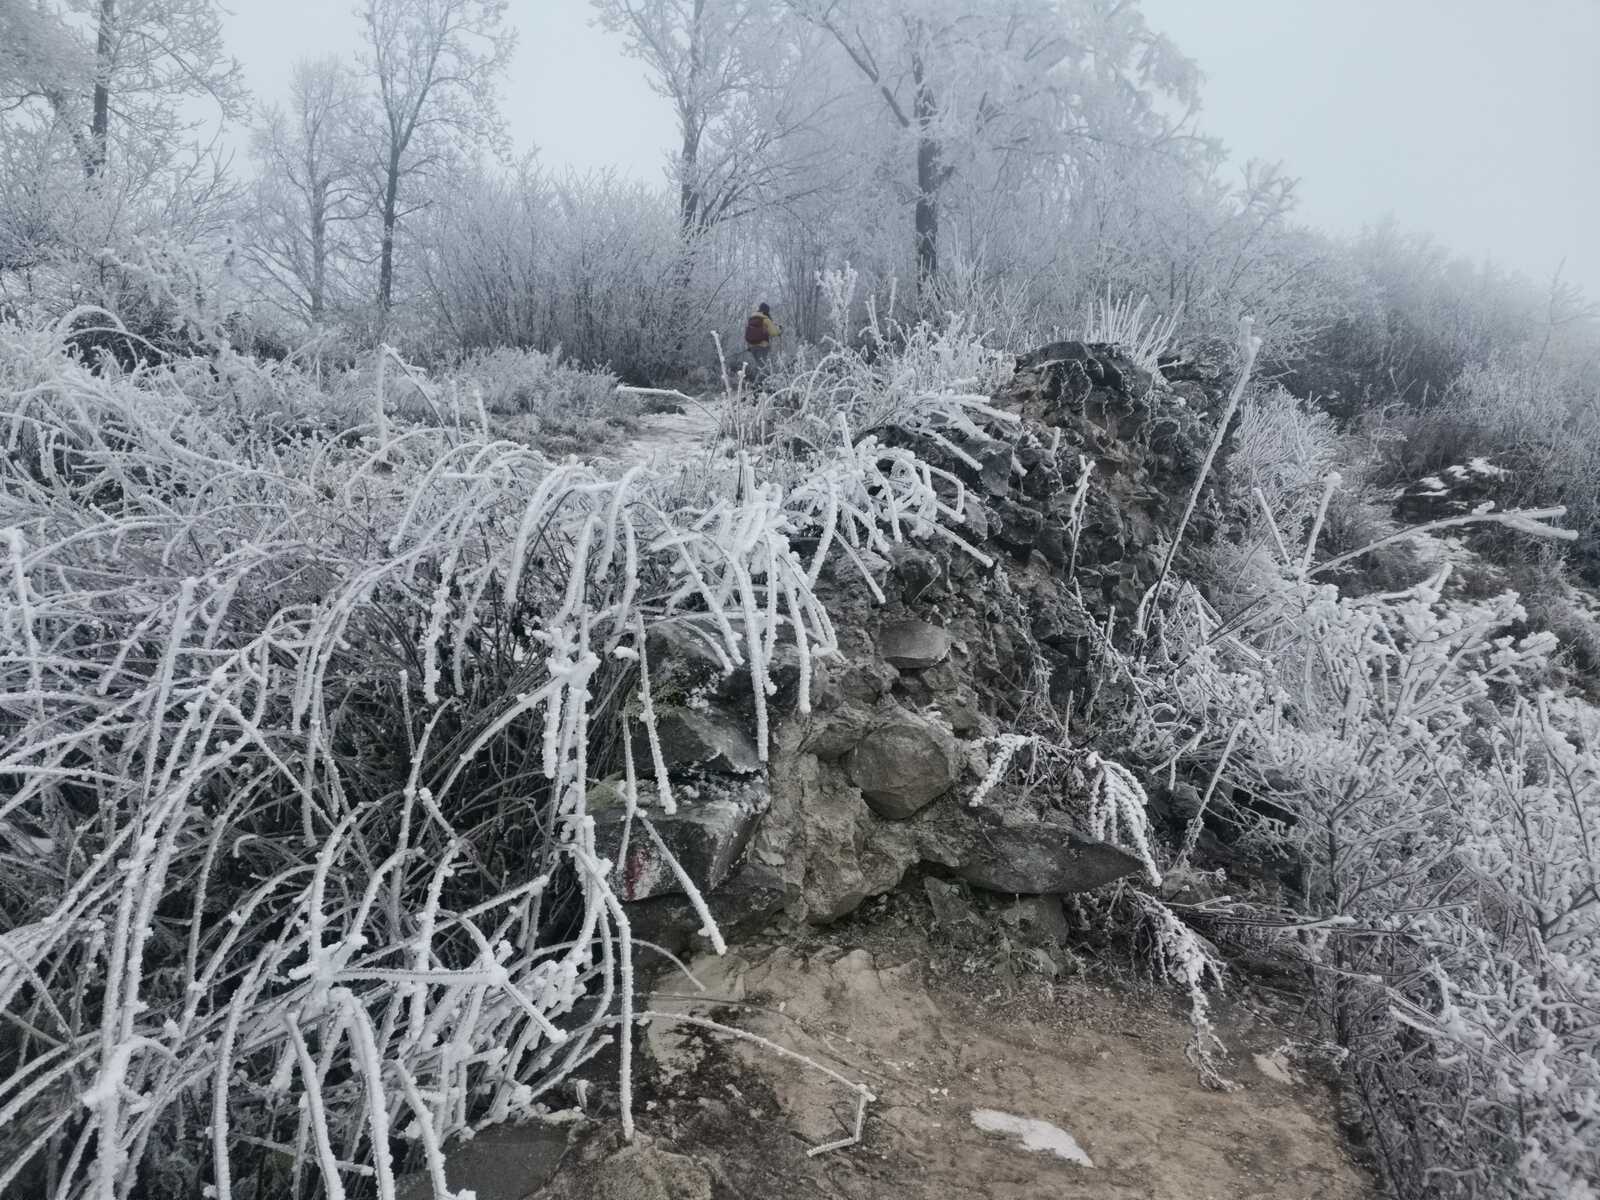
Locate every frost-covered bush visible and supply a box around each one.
[1119,509,1597,1198]
[750,306,1013,455]
[1200,385,1437,602]
[414,166,760,380]
[0,310,971,1198]
[1411,354,1600,577]
[1081,293,1181,372]
[455,345,624,424]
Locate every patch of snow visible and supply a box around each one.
[1253,1048,1300,1085]
[970,1107,1094,1167]
[1466,456,1508,478]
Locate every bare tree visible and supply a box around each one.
[358,0,516,314]
[784,0,1046,291]
[247,58,369,324]
[788,0,1199,299]
[1,0,242,178]
[594,0,835,237]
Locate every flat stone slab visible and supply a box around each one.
[955,817,1144,894]
[878,619,952,670]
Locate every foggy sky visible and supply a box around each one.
[220,0,1596,297]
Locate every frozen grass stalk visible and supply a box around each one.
[0,309,976,1197]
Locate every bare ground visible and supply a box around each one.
[609,909,1372,1200]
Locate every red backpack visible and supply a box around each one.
[743,314,768,346]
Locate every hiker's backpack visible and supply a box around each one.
[743,314,767,346]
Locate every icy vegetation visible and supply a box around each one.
[1,298,1596,1199]
[3,0,1599,1197]
[0,309,978,1198]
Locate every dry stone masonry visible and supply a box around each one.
[607,342,1227,945]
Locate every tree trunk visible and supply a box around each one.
[88,0,115,177]
[678,0,707,236]
[310,182,327,321]
[912,51,940,298]
[378,147,400,313]
[678,126,702,236]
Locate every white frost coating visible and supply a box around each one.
[969,1108,1094,1167]
[0,319,992,1200]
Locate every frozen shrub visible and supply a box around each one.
[1081,292,1181,371]
[754,306,1013,449]
[0,309,971,1199]
[457,345,620,419]
[1118,505,1596,1197]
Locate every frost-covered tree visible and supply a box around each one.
[247,58,370,324]
[788,0,1200,297]
[0,0,244,305]
[38,0,243,177]
[358,0,516,314]
[0,1,90,118]
[593,0,836,236]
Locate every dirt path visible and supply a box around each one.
[604,394,726,469]
[635,940,1370,1200]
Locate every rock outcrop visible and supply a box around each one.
[613,340,1225,935]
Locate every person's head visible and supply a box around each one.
[757,302,771,316]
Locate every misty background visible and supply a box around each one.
[221,0,1599,297]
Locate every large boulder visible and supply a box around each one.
[844,709,961,819]
[748,720,931,923]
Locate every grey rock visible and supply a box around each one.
[631,705,759,775]
[993,499,1043,552]
[961,496,992,541]
[845,710,960,820]
[924,876,979,931]
[394,1121,570,1200]
[878,618,951,670]
[943,700,984,737]
[971,436,1013,497]
[827,656,899,705]
[798,703,874,759]
[592,777,768,901]
[919,658,963,693]
[1000,895,1072,945]
[1036,519,1071,569]
[955,813,1144,894]
[624,862,789,958]
[750,721,926,924]
[648,621,802,705]
[888,544,944,604]
[647,621,734,687]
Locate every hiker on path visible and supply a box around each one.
[743,302,780,383]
